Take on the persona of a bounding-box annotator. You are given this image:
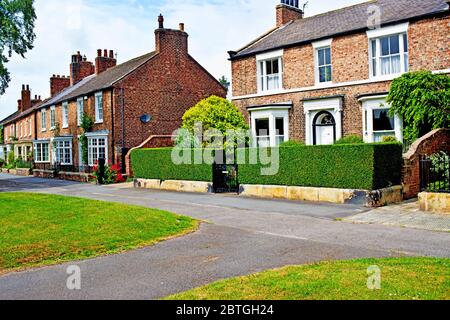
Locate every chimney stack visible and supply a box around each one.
[70,51,95,85]
[50,74,70,97]
[95,48,117,75]
[276,0,304,28]
[20,85,31,112]
[155,15,188,55]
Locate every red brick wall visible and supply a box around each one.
[50,76,70,97]
[403,129,450,199]
[231,15,450,142]
[113,44,226,165]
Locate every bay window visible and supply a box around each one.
[251,106,290,147]
[34,141,50,163]
[55,139,72,165]
[87,136,108,166]
[360,96,403,143]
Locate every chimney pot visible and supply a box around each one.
[179,23,185,32]
[109,50,114,59]
[104,49,108,57]
[97,49,102,57]
[158,14,164,29]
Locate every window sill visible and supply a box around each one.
[41,129,47,132]
[95,120,104,124]
[257,88,284,95]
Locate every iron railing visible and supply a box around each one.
[420,152,450,193]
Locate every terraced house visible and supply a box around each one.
[229,0,449,147]
[1,16,225,174]
[0,86,42,162]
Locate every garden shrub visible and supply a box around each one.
[131,143,403,190]
[381,136,398,143]
[280,140,305,147]
[131,148,213,182]
[238,143,403,190]
[335,135,364,145]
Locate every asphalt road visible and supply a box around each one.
[0,174,449,300]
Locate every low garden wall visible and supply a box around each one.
[419,192,450,214]
[131,143,403,205]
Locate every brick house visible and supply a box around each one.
[28,15,226,172]
[0,86,42,162]
[229,0,449,147]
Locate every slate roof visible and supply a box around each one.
[40,51,157,108]
[230,0,449,59]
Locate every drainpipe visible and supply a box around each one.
[110,89,115,165]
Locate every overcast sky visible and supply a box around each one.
[0,0,368,120]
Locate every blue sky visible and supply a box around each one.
[0,0,368,120]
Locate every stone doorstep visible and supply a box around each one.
[419,192,450,214]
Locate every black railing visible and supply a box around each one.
[420,152,450,193]
[34,163,93,174]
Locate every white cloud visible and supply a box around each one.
[0,0,366,120]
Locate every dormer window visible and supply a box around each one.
[256,50,283,92]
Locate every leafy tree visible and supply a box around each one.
[218,76,230,91]
[0,0,37,95]
[0,125,4,143]
[387,71,450,142]
[179,95,249,148]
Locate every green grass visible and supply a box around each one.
[0,193,198,273]
[167,258,450,300]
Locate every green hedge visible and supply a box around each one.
[131,143,403,190]
[131,148,212,182]
[238,143,403,190]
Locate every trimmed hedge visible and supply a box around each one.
[131,148,212,182]
[131,143,403,190]
[238,143,403,190]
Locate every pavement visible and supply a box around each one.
[0,173,449,300]
[345,201,450,232]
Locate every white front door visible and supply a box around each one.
[317,126,334,145]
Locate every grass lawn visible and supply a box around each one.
[167,258,450,300]
[0,192,198,274]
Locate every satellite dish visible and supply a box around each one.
[140,114,152,124]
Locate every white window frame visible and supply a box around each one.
[95,92,104,123]
[256,50,284,93]
[359,95,403,143]
[34,141,50,163]
[367,23,409,80]
[62,102,69,129]
[313,39,333,85]
[250,106,290,147]
[77,98,84,127]
[87,135,108,166]
[41,109,47,132]
[50,106,56,130]
[54,138,73,165]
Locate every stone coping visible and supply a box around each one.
[134,178,403,207]
[419,192,450,214]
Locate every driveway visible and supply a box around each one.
[0,173,449,300]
